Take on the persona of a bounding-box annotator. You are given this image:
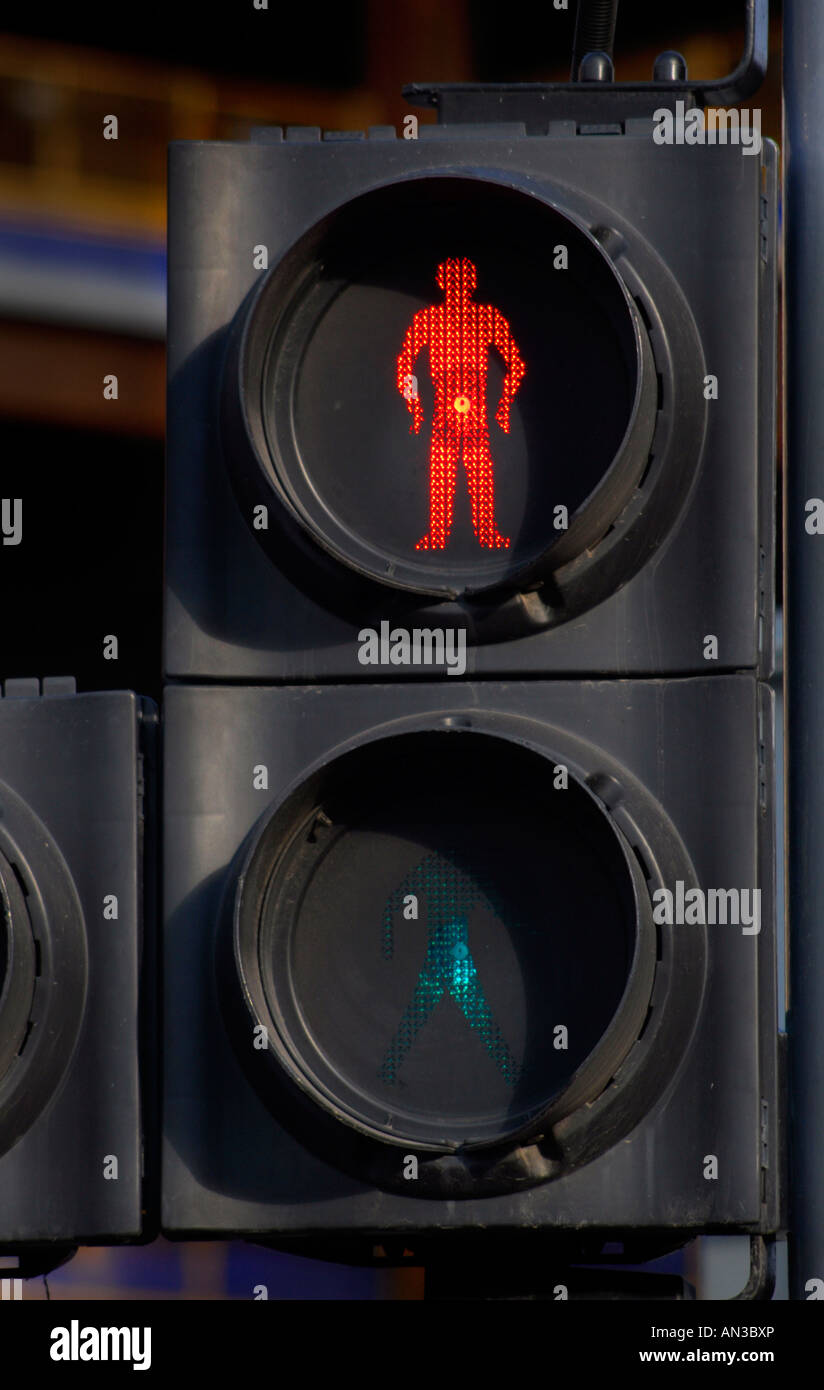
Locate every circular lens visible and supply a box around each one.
[0,849,36,1092]
[0,886,8,998]
[0,786,86,1158]
[239,177,653,598]
[235,731,651,1150]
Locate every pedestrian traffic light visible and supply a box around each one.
[163,4,782,1279]
[0,682,155,1265]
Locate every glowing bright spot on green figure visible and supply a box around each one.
[379,857,521,1088]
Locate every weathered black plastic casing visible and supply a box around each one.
[165,126,777,682]
[162,677,781,1241]
[0,684,156,1250]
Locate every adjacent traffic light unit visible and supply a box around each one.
[0,682,155,1263]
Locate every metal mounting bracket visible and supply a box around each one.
[404,0,768,128]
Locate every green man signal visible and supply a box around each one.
[380,854,521,1087]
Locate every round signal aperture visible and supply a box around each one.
[0,787,87,1159]
[255,178,648,597]
[0,850,36,1092]
[238,733,651,1151]
[0,883,7,999]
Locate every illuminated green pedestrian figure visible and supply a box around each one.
[379,853,521,1088]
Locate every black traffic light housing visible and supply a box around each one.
[0,682,156,1259]
[166,123,776,678]
[163,676,779,1241]
[162,0,782,1277]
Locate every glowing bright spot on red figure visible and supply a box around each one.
[396,257,526,551]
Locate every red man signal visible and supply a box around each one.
[396,257,526,551]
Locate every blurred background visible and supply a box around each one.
[0,0,784,1298]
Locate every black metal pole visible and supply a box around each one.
[571,1,620,80]
[784,0,824,1303]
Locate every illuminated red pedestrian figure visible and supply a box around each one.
[396,256,526,551]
